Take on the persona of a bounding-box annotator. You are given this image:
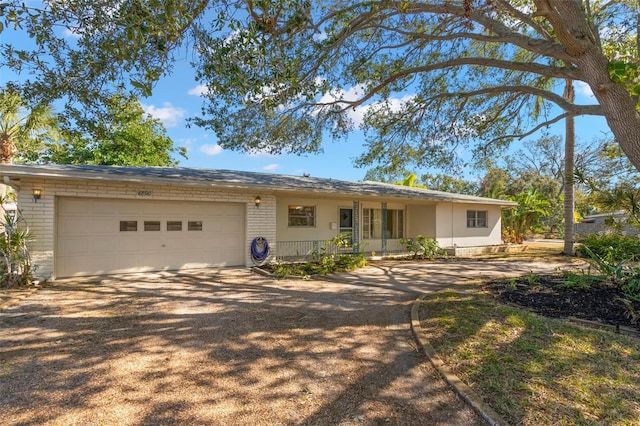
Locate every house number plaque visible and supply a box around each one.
[137,191,153,197]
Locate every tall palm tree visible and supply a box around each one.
[563,79,576,255]
[0,90,57,164]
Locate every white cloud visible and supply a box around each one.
[319,84,368,105]
[143,102,185,128]
[575,81,595,98]
[200,144,223,156]
[316,84,369,126]
[313,31,328,42]
[178,138,198,152]
[188,85,209,96]
[316,84,415,127]
[263,163,280,171]
[63,28,81,38]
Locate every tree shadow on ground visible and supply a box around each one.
[1,266,486,425]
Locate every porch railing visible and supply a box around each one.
[274,239,410,262]
[274,240,352,262]
[384,239,408,254]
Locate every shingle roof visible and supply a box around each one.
[0,164,516,206]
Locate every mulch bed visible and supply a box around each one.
[484,274,640,330]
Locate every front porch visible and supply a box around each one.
[274,239,408,262]
[273,239,523,262]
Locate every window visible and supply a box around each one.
[188,221,203,231]
[467,210,488,228]
[362,208,404,239]
[167,221,182,231]
[120,221,137,231]
[288,205,315,227]
[144,221,161,231]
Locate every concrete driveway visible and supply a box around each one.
[0,259,573,425]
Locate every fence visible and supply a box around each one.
[277,240,363,262]
[274,239,410,262]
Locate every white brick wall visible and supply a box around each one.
[13,178,277,279]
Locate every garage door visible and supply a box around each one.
[56,197,246,277]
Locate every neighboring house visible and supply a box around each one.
[574,212,639,237]
[0,164,516,279]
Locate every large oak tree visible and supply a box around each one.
[2,1,640,171]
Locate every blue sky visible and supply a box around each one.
[144,64,378,182]
[144,63,610,183]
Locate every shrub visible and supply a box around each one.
[335,253,367,270]
[576,233,640,263]
[0,209,33,288]
[400,235,442,259]
[270,233,367,278]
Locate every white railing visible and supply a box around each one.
[274,239,410,262]
[274,240,355,262]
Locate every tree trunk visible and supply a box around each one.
[535,1,640,173]
[574,42,640,173]
[0,133,16,164]
[563,79,575,256]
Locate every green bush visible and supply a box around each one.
[400,235,442,260]
[270,233,368,278]
[0,210,33,288]
[572,238,640,324]
[335,253,367,270]
[576,233,640,263]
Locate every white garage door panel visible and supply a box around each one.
[60,236,118,255]
[139,237,163,250]
[59,217,114,235]
[164,238,191,250]
[89,238,118,254]
[58,237,88,255]
[56,197,246,277]
[112,253,144,269]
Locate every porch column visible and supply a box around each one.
[381,202,387,256]
[352,200,360,253]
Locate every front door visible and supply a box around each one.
[339,207,353,247]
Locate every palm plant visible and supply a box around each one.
[596,186,640,225]
[503,188,551,244]
[0,201,33,287]
[0,89,58,163]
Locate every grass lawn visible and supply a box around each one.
[264,239,639,424]
[419,288,640,425]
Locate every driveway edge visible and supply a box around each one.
[411,295,508,426]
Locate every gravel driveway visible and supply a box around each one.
[1,260,571,425]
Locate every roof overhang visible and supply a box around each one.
[0,164,517,207]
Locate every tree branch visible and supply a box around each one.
[310,59,582,112]
[494,113,570,142]
[446,85,602,115]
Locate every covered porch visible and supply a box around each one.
[273,238,410,262]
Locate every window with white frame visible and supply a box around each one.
[467,210,488,228]
[362,208,404,239]
[288,205,316,227]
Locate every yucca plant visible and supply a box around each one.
[0,207,33,287]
